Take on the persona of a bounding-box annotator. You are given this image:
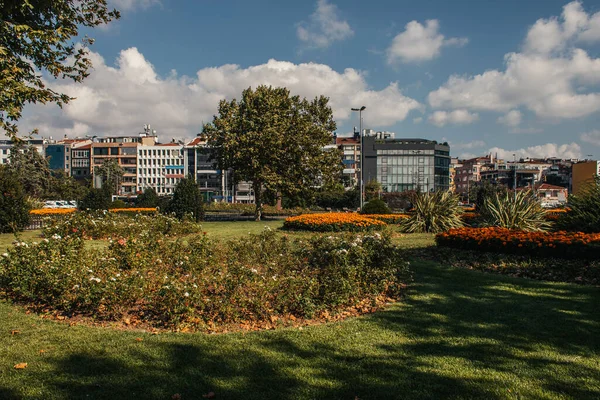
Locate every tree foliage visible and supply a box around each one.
[0,165,31,232]
[203,85,341,220]
[136,188,159,208]
[168,177,204,222]
[1,0,119,137]
[361,199,391,215]
[95,159,124,196]
[364,180,382,202]
[79,188,111,211]
[6,141,52,197]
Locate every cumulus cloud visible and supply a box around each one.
[497,110,522,127]
[488,142,582,160]
[428,109,478,127]
[386,20,468,64]
[19,47,421,140]
[428,1,600,120]
[297,0,353,49]
[580,129,600,146]
[450,140,486,150]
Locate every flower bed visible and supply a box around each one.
[0,230,409,331]
[30,208,77,215]
[364,214,409,224]
[42,211,202,239]
[436,227,600,259]
[283,212,386,232]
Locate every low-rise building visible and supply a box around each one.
[572,160,600,195]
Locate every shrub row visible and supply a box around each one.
[283,212,386,232]
[0,230,409,330]
[436,227,600,259]
[42,211,201,240]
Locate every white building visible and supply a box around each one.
[137,143,186,195]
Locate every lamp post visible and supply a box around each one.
[351,106,366,210]
[513,154,517,201]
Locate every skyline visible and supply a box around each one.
[16,0,600,161]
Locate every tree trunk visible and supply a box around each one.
[253,182,262,221]
[276,192,282,211]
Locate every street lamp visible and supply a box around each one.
[351,106,366,210]
[513,154,517,201]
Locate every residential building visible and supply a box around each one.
[362,136,451,192]
[534,183,568,207]
[335,134,360,187]
[137,143,185,196]
[71,144,92,180]
[449,157,462,192]
[572,160,600,195]
[0,138,47,164]
[454,155,493,195]
[45,138,92,177]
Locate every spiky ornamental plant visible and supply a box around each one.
[480,190,550,231]
[399,191,464,233]
[555,176,600,233]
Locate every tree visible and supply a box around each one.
[0,165,31,233]
[203,85,341,220]
[1,1,119,137]
[95,159,124,196]
[6,141,52,197]
[168,177,204,222]
[365,180,382,202]
[46,170,89,201]
[136,188,159,208]
[78,188,111,211]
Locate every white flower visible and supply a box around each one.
[89,277,101,283]
[2,253,8,257]
[250,268,258,274]
[51,234,61,240]
[72,284,80,289]
[184,292,190,297]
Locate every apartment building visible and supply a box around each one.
[572,160,600,195]
[137,143,185,195]
[0,138,47,165]
[45,138,92,177]
[454,156,493,195]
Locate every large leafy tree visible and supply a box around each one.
[1,0,119,137]
[94,159,124,196]
[168,177,204,222]
[7,141,52,197]
[203,85,341,220]
[0,165,31,233]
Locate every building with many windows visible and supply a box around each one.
[362,135,451,192]
[137,144,185,196]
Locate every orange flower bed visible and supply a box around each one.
[30,208,77,215]
[363,214,409,224]
[284,212,386,232]
[436,227,600,259]
[109,208,157,213]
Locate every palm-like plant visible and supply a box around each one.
[555,176,600,233]
[480,190,549,231]
[399,191,464,233]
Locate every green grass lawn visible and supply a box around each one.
[0,224,599,399]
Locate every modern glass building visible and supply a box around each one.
[363,136,451,192]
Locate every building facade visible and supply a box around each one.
[362,136,451,193]
[572,160,600,195]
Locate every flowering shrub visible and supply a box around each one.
[109,208,157,214]
[364,214,409,224]
[283,212,386,232]
[30,208,77,215]
[0,229,409,330]
[436,227,600,259]
[42,211,202,240]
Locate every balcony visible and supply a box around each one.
[343,168,356,174]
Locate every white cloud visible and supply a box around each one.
[386,20,468,64]
[19,47,421,140]
[497,110,522,127]
[509,127,543,134]
[428,109,478,127]
[580,129,600,146]
[413,117,423,124]
[109,0,159,11]
[297,0,353,49]
[428,2,600,120]
[524,1,600,54]
[489,142,582,160]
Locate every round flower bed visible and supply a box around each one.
[436,227,600,259]
[363,214,409,224]
[283,212,386,232]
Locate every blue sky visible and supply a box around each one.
[22,0,600,160]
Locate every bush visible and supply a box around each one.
[479,190,549,231]
[361,199,391,214]
[42,211,202,240]
[79,188,111,211]
[399,191,464,233]
[364,214,409,224]
[0,166,31,233]
[168,177,204,222]
[435,227,600,259]
[556,176,600,233]
[283,212,387,232]
[110,199,127,209]
[136,188,159,208]
[0,229,410,330]
[381,191,415,212]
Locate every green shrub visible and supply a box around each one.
[480,190,549,231]
[556,176,600,233]
[79,188,111,211]
[399,191,464,233]
[42,211,202,240]
[168,177,204,222]
[110,199,127,209]
[361,199,391,214]
[136,188,159,208]
[0,229,410,330]
[0,166,31,233]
